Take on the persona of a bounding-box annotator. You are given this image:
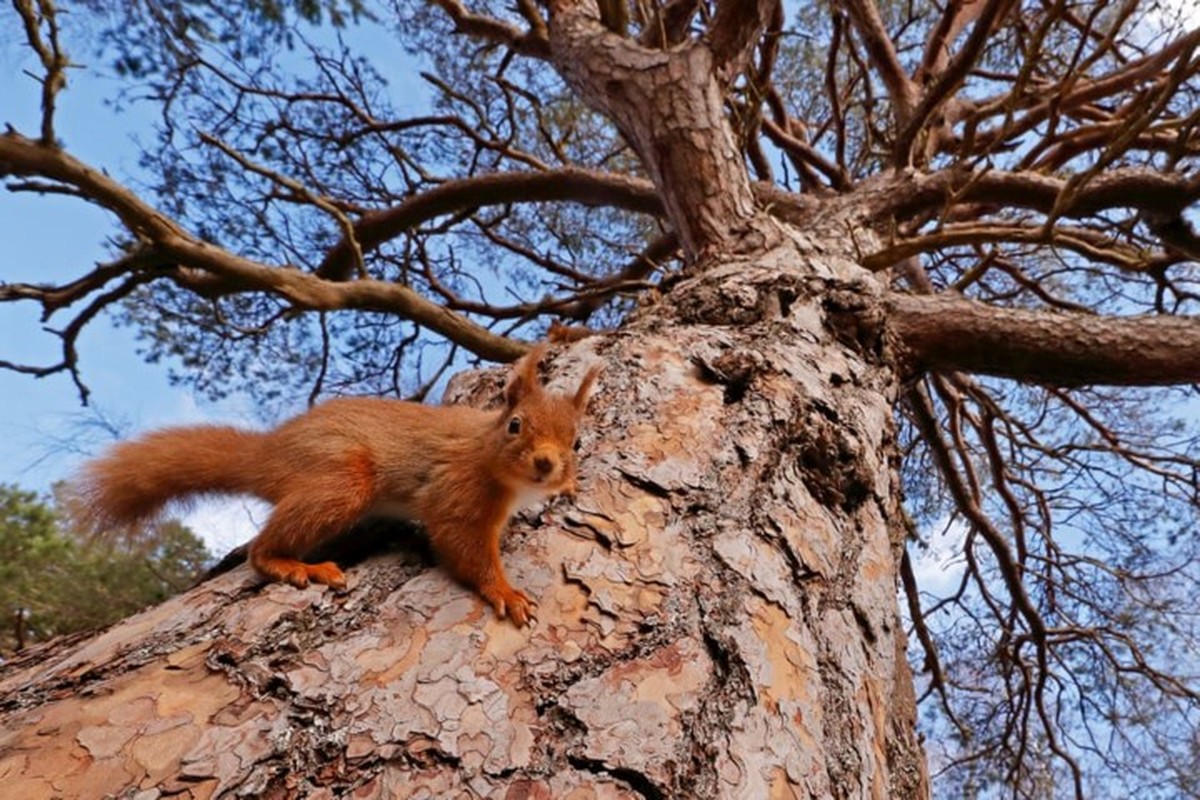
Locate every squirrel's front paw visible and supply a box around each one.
[483,583,537,627]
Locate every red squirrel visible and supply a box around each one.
[78,345,600,626]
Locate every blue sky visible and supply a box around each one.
[4,8,1200,792]
[1,28,273,550]
[0,49,184,461]
[0,22,971,572]
[1,13,426,553]
[4,5,1197,559]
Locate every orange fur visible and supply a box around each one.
[76,348,601,625]
[78,426,267,529]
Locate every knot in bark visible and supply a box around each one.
[823,280,888,362]
[666,267,808,327]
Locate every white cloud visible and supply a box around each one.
[181,496,269,556]
[1151,0,1199,30]
[908,516,969,597]
[147,389,263,430]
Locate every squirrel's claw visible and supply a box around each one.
[487,584,537,627]
[259,557,345,591]
[306,561,348,591]
[284,573,309,589]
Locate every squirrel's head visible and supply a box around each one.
[492,344,600,502]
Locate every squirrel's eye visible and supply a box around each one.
[507,416,522,435]
[574,438,582,451]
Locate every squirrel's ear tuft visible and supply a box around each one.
[505,343,547,408]
[573,364,601,411]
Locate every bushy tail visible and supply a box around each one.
[76,426,268,530]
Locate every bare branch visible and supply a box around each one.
[12,0,70,144]
[0,130,525,363]
[317,168,663,281]
[761,117,850,190]
[894,0,1018,165]
[966,26,1200,155]
[874,165,1200,224]
[430,0,551,59]
[707,0,780,81]
[915,0,987,84]
[199,132,368,279]
[889,293,1200,386]
[836,0,919,120]
[864,221,1173,273]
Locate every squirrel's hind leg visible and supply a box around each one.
[249,461,376,591]
[252,553,347,590]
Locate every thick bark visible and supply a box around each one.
[0,235,926,799]
[547,2,779,261]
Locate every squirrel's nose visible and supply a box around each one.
[534,455,555,476]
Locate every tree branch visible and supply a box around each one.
[707,0,780,82]
[894,0,1018,165]
[965,26,1200,154]
[873,165,1200,223]
[546,0,774,261]
[915,0,986,84]
[317,168,663,280]
[429,0,551,59]
[889,292,1200,386]
[837,0,919,120]
[13,0,69,144]
[0,130,525,363]
[863,221,1172,273]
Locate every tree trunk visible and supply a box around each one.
[0,232,927,799]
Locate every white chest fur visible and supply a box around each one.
[510,484,555,513]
